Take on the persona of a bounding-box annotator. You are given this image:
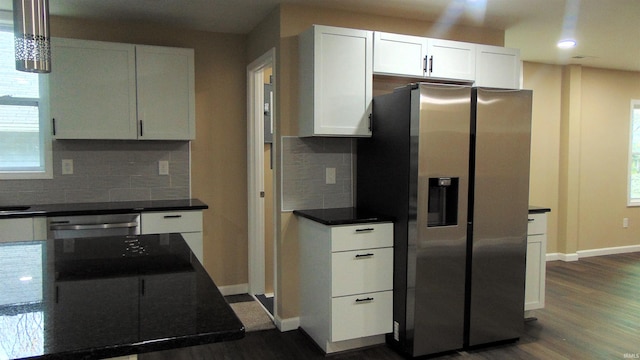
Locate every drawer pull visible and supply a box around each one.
[355,228,375,233]
[355,297,374,303]
[528,218,535,222]
[355,253,374,258]
[164,215,183,219]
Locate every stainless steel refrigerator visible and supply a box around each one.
[356,83,532,357]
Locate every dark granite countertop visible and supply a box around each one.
[0,198,208,219]
[0,233,244,360]
[293,207,394,225]
[529,206,551,214]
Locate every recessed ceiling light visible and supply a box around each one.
[557,39,577,49]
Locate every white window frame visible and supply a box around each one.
[627,99,640,206]
[0,11,52,180]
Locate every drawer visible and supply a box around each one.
[332,247,393,297]
[331,222,393,252]
[141,211,202,234]
[0,218,34,243]
[331,290,393,342]
[527,213,546,235]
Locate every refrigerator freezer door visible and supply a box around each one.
[410,84,471,356]
[468,88,532,346]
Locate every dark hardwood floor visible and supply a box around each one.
[139,252,640,359]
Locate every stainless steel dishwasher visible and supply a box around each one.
[47,213,140,239]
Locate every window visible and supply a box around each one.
[0,24,51,179]
[628,100,640,206]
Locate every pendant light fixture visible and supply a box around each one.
[13,0,51,73]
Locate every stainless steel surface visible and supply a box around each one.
[468,88,532,346]
[357,83,532,358]
[47,213,140,239]
[411,84,471,355]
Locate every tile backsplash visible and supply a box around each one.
[282,136,353,211]
[0,140,190,205]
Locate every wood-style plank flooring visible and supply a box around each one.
[139,252,640,359]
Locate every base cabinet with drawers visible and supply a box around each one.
[298,217,393,353]
[525,211,548,312]
[140,210,204,263]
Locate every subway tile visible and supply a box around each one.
[130,175,171,188]
[64,189,110,203]
[109,188,152,202]
[150,187,190,200]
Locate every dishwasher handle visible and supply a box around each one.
[49,221,139,231]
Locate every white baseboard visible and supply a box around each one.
[546,252,578,262]
[275,316,299,332]
[577,244,640,258]
[217,283,248,296]
[547,244,640,262]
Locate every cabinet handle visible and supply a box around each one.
[355,297,374,303]
[52,118,56,136]
[423,55,428,74]
[55,286,59,303]
[355,253,374,258]
[355,228,374,232]
[368,113,373,132]
[429,55,433,74]
[141,278,145,295]
[139,119,144,136]
[528,218,535,222]
[164,215,183,219]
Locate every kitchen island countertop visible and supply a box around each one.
[0,233,244,360]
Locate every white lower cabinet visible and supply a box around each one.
[140,211,204,263]
[299,217,393,353]
[0,217,38,242]
[525,212,548,312]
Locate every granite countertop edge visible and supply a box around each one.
[295,206,551,225]
[0,198,208,219]
[293,207,395,226]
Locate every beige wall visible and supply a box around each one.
[272,4,508,319]
[578,67,640,251]
[524,62,640,254]
[523,62,563,253]
[50,16,249,286]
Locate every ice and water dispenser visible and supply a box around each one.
[427,177,459,227]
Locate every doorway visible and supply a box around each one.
[247,49,276,318]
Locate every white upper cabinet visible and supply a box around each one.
[427,38,476,81]
[475,44,521,89]
[373,32,428,77]
[49,38,195,140]
[50,38,138,139]
[299,25,373,137]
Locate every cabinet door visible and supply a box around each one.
[373,32,427,77]
[49,38,137,139]
[299,25,373,137]
[476,44,521,89]
[426,39,476,81]
[136,45,195,140]
[525,235,545,310]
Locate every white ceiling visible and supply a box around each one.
[1,0,638,72]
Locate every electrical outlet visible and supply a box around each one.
[158,161,169,175]
[623,217,629,228]
[62,159,73,175]
[326,167,336,184]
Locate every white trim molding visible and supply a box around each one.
[274,316,299,332]
[546,244,640,262]
[217,283,249,296]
